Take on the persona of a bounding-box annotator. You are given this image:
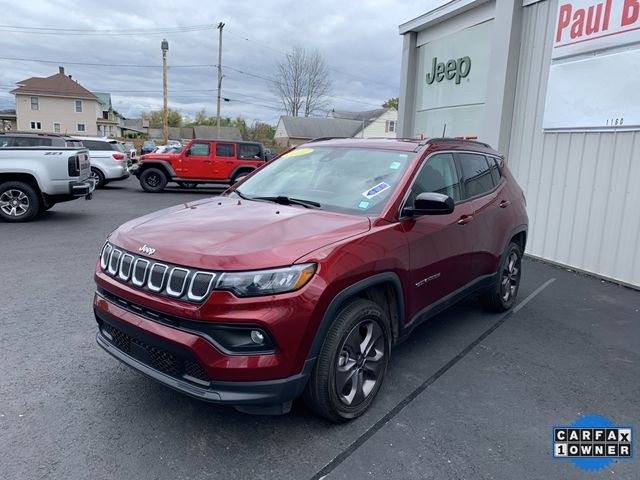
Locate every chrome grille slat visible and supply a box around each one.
[166,267,189,298]
[118,253,134,280]
[131,258,149,287]
[99,243,214,303]
[187,272,216,302]
[108,249,122,275]
[147,263,168,292]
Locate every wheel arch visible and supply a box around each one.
[136,160,176,178]
[306,272,405,367]
[0,172,42,194]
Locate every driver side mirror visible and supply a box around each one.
[184,148,191,157]
[406,192,454,216]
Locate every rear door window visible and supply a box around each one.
[458,153,495,199]
[0,136,13,147]
[82,140,109,151]
[216,143,235,157]
[238,143,262,159]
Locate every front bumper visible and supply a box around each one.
[95,307,311,405]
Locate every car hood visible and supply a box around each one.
[109,196,371,270]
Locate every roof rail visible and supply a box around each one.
[425,137,491,148]
[307,136,348,143]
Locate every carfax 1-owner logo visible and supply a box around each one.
[553,415,634,471]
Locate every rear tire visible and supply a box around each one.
[139,168,167,193]
[91,168,106,188]
[0,181,41,222]
[480,241,522,312]
[303,299,390,422]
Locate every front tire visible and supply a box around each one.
[139,168,167,193]
[304,299,390,422]
[480,241,522,312]
[0,181,41,222]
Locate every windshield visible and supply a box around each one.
[231,146,415,216]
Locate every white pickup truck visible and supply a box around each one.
[0,147,95,222]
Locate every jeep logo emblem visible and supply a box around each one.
[139,244,156,255]
[426,56,472,85]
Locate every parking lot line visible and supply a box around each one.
[311,278,556,480]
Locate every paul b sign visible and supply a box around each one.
[554,0,640,58]
[543,0,640,129]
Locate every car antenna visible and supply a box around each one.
[442,123,447,137]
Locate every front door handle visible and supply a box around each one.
[499,200,511,208]
[457,215,474,225]
[203,160,212,165]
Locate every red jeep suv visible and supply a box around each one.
[134,139,266,192]
[94,138,527,421]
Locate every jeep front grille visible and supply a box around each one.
[100,242,216,303]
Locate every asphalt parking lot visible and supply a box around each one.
[1,176,639,479]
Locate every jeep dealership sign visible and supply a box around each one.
[414,20,492,138]
[543,0,640,129]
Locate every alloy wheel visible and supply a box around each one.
[335,319,386,406]
[0,189,29,217]
[501,250,520,302]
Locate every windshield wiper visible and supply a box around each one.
[233,188,249,200]
[252,195,321,209]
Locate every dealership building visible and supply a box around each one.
[398,0,640,288]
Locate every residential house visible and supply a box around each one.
[121,118,149,138]
[327,108,398,138]
[94,92,122,137]
[0,109,17,132]
[274,117,362,148]
[275,108,398,148]
[11,67,102,135]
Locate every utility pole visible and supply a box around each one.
[216,22,225,139]
[161,38,169,145]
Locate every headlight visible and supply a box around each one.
[215,263,316,297]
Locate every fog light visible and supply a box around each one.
[250,330,265,345]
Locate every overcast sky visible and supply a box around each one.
[0,0,448,125]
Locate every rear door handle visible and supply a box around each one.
[203,160,212,165]
[499,200,511,208]
[457,215,474,225]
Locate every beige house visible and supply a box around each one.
[274,108,398,148]
[11,67,101,135]
[327,108,398,138]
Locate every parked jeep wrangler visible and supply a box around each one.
[133,139,266,192]
[94,137,528,421]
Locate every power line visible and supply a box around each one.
[0,56,214,68]
[0,24,216,36]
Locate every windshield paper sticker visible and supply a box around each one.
[362,182,391,199]
[282,148,313,158]
[389,161,402,170]
[358,201,370,209]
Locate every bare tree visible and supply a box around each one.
[274,47,332,117]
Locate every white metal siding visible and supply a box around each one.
[508,0,640,287]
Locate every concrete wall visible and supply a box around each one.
[16,94,100,135]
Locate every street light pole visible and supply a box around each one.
[161,38,169,145]
[216,22,225,139]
